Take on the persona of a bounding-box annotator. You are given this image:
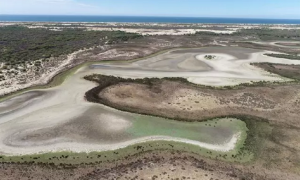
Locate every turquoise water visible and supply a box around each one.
[1,15,300,24]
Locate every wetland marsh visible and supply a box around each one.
[1,45,300,179]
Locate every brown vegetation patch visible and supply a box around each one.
[253,63,300,81]
[89,75,300,128]
[1,149,299,180]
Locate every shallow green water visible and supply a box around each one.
[127,116,247,145]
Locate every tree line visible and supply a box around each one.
[0,26,142,66]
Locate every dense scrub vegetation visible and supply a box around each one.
[0,26,142,66]
[204,55,216,60]
[196,28,300,41]
[253,63,300,81]
[234,28,300,40]
[265,53,300,60]
[84,75,164,105]
[84,74,297,103]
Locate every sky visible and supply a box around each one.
[0,0,300,19]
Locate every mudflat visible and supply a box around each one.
[90,47,300,86]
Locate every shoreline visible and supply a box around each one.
[0,133,241,156]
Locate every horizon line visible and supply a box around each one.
[1,14,300,20]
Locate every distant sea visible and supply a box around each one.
[0,15,300,24]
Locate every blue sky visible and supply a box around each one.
[0,0,300,19]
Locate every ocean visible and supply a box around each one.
[0,15,300,24]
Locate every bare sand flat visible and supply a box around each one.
[90,47,300,86]
[0,91,45,116]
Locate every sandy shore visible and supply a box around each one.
[0,133,240,156]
